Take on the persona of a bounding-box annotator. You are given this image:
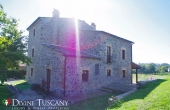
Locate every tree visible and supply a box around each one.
[0,4,31,84]
[148,63,156,73]
[138,65,146,73]
[160,66,166,73]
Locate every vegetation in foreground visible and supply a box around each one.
[0,3,31,84]
[12,80,31,90]
[0,85,12,110]
[70,91,122,110]
[109,75,170,110]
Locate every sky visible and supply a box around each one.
[0,0,170,64]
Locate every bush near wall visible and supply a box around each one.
[5,70,26,79]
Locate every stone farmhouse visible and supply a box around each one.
[26,9,136,97]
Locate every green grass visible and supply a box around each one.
[70,91,122,110]
[0,85,12,110]
[108,75,170,110]
[132,73,170,83]
[0,80,31,110]
[11,80,31,90]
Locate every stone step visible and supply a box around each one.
[103,84,137,92]
[99,87,113,92]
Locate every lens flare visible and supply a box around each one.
[74,18,80,72]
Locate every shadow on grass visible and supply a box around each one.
[15,82,31,90]
[0,85,13,110]
[129,79,166,99]
[110,79,166,109]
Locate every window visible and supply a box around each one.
[33,29,35,36]
[122,50,125,59]
[32,48,34,57]
[95,64,99,75]
[31,68,33,76]
[107,70,111,76]
[107,46,111,63]
[122,70,125,78]
[82,70,89,82]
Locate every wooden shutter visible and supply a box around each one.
[122,50,125,59]
[33,29,35,36]
[32,48,34,57]
[95,64,99,75]
[107,46,111,63]
[31,68,33,76]
[82,70,89,81]
[107,70,111,76]
[122,70,125,78]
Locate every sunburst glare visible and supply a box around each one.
[74,18,81,71]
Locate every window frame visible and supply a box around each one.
[95,64,99,75]
[122,49,125,59]
[106,46,111,63]
[82,70,89,82]
[31,68,33,76]
[32,48,34,57]
[107,70,111,76]
[122,70,126,78]
[33,29,35,36]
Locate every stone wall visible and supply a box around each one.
[26,15,132,97]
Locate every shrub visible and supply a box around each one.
[5,70,26,79]
[137,81,146,89]
[110,100,123,108]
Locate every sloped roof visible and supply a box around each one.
[132,62,141,69]
[99,31,134,43]
[42,43,100,59]
[27,17,50,30]
[80,30,134,44]
[27,17,133,44]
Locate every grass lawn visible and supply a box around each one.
[108,75,170,110]
[70,91,122,110]
[0,80,31,109]
[132,73,170,83]
[11,80,31,90]
[0,85,12,110]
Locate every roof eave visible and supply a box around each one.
[26,17,41,30]
[64,54,100,60]
[100,31,134,43]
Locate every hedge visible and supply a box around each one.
[0,70,26,79]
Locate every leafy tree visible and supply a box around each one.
[138,63,170,74]
[0,4,31,84]
[148,63,156,73]
[160,66,166,73]
[138,65,146,73]
[155,65,161,73]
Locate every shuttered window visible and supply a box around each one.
[107,46,111,63]
[32,48,34,57]
[31,68,33,76]
[95,64,99,75]
[82,70,89,82]
[33,29,35,36]
[122,70,125,78]
[107,70,111,76]
[122,50,125,59]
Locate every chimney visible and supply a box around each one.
[52,9,60,18]
[91,22,96,30]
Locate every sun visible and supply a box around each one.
[39,0,110,20]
